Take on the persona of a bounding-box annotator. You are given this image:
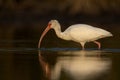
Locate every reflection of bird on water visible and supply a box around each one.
[39,20,113,49]
[38,51,51,80]
[39,50,111,80]
[51,51,111,80]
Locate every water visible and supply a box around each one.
[0,44,120,80]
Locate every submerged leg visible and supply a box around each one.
[93,41,101,49]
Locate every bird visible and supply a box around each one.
[38,20,113,49]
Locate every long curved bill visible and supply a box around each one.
[38,24,51,48]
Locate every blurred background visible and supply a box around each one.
[0,0,120,48]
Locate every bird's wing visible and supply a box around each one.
[67,24,112,42]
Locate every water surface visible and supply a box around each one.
[0,45,120,80]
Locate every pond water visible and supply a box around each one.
[0,45,120,80]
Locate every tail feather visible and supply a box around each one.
[107,32,113,37]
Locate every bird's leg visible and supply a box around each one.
[81,42,85,50]
[93,41,101,49]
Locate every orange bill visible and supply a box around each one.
[38,23,51,48]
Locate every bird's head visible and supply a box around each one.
[48,20,59,29]
[38,20,59,48]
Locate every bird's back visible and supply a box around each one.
[64,24,112,42]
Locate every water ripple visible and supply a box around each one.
[0,48,119,53]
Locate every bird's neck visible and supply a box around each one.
[54,24,63,39]
[53,24,70,40]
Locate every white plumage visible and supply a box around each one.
[38,20,113,49]
[64,24,112,42]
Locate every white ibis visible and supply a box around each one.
[38,20,113,49]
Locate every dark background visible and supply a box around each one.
[0,1,120,80]
[0,0,120,48]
